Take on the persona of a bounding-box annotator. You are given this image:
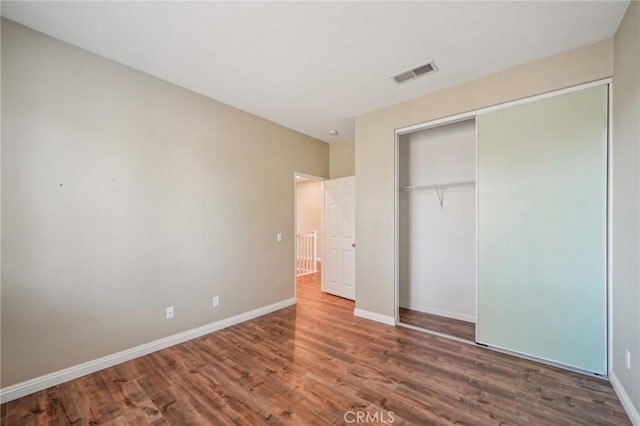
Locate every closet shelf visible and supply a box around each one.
[401,181,475,209]
[400,181,475,192]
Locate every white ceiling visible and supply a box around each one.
[1,1,629,143]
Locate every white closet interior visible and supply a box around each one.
[398,119,477,328]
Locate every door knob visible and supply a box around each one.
[352,242,356,248]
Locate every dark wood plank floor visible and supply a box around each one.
[2,273,631,425]
[399,307,476,341]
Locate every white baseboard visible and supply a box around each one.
[399,301,475,323]
[610,372,640,425]
[354,308,396,326]
[0,297,296,404]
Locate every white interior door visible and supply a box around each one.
[323,176,355,300]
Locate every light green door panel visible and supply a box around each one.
[477,86,607,374]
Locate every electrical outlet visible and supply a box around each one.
[625,349,631,370]
[276,233,282,242]
[166,306,174,319]
[213,296,219,308]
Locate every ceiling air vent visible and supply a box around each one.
[392,61,438,84]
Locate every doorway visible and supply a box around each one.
[295,173,324,298]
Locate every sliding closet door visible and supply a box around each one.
[477,86,607,374]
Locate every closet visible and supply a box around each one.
[396,83,608,375]
[398,119,477,341]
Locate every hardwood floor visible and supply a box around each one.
[2,273,631,425]
[399,308,476,342]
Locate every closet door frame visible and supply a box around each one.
[393,77,612,376]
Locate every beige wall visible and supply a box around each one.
[296,180,323,255]
[354,38,614,318]
[612,0,640,415]
[0,19,328,387]
[329,139,355,179]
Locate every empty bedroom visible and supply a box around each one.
[1,1,639,424]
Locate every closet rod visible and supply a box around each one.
[401,181,475,209]
[400,180,475,193]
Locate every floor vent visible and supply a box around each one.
[392,61,438,84]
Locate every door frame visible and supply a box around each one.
[293,172,326,303]
[393,78,612,376]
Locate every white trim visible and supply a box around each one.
[354,308,396,326]
[293,172,298,302]
[0,297,295,404]
[610,372,640,425]
[398,302,475,323]
[394,130,400,325]
[475,116,480,342]
[607,81,614,375]
[603,84,611,375]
